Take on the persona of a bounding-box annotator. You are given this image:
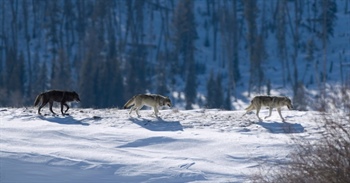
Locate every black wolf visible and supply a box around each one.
[34,90,80,115]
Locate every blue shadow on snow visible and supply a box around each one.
[129,117,183,132]
[38,115,89,126]
[257,121,304,133]
[117,136,178,148]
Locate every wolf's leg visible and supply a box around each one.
[63,103,69,113]
[129,106,137,117]
[153,107,159,117]
[135,108,141,117]
[264,107,273,119]
[38,106,42,115]
[49,101,56,115]
[129,106,134,114]
[37,97,49,115]
[60,103,65,115]
[38,101,47,115]
[256,107,262,121]
[61,103,69,115]
[277,108,285,122]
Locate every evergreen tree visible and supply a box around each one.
[6,50,25,106]
[111,61,124,108]
[44,0,61,60]
[156,53,169,95]
[219,0,242,99]
[79,56,97,108]
[51,49,72,90]
[243,0,260,95]
[215,74,224,108]
[78,27,100,107]
[37,62,49,93]
[224,89,232,110]
[185,64,197,109]
[206,72,224,109]
[206,72,216,108]
[123,0,148,100]
[275,0,288,86]
[172,0,198,109]
[318,0,337,39]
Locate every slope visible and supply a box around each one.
[0,107,322,183]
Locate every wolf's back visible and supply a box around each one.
[34,93,43,106]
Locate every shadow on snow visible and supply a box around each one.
[129,117,183,132]
[38,115,89,126]
[257,120,304,134]
[117,136,179,148]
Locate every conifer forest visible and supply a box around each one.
[0,0,349,109]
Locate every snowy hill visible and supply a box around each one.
[0,107,323,183]
[1,0,349,109]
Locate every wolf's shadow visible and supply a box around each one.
[257,121,304,133]
[38,115,89,126]
[130,117,183,132]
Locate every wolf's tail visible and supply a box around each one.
[245,103,254,111]
[123,95,136,109]
[34,93,43,106]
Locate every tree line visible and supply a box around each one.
[0,0,347,109]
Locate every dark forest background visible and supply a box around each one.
[0,0,349,109]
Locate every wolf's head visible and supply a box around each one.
[73,91,81,102]
[284,97,293,110]
[162,97,172,107]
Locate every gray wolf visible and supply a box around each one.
[123,94,172,117]
[34,90,80,115]
[243,96,293,122]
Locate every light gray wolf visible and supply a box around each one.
[34,90,80,115]
[243,96,293,122]
[123,94,172,117]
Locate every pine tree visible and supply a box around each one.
[224,89,232,110]
[6,50,25,106]
[172,0,198,109]
[275,0,288,86]
[51,49,72,90]
[219,0,242,99]
[79,56,97,108]
[215,74,224,108]
[123,0,148,100]
[243,0,260,95]
[206,72,224,109]
[206,72,216,108]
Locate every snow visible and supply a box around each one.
[0,107,322,182]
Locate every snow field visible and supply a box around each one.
[0,107,321,182]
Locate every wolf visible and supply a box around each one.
[123,94,172,117]
[243,96,293,122]
[34,90,80,115]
